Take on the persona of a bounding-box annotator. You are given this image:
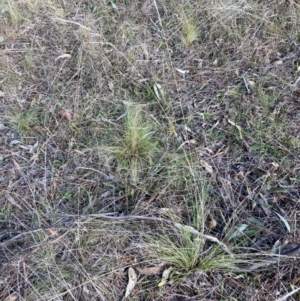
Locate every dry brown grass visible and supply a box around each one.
[1,0,300,300]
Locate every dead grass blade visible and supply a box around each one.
[5,192,22,210]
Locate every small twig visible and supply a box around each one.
[242,75,251,94]
[92,117,121,128]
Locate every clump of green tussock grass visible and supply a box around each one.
[145,168,243,275]
[103,104,161,183]
[8,109,39,133]
[197,247,242,272]
[147,203,239,275]
[147,176,203,270]
[181,15,198,46]
[150,231,204,271]
[2,0,24,26]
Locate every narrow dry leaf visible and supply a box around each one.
[228,119,243,140]
[212,146,229,158]
[209,215,218,229]
[59,109,73,121]
[0,90,5,97]
[4,292,18,301]
[116,113,126,121]
[257,194,272,216]
[108,81,114,91]
[227,224,248,241]
[178,139,197,150]
[72,149,85,155]
[271,162,279,170]
[30,153,39,161]
[275,212,291,232]
[5,192,23,210]
[272,240,281,255]
[176,68,189,75]
[47,228,60,237]
[110,1,117,9]
[153,83,163,100]
[136,263,165,276]
[274,60,283,66]
[200,159,214,174]
[32,125,45,132]
[9,140,20,146]
[29,140,39,153]
[205,147,214,154]
[12,158,24,177]
[23,262,29,281]
[55,53,72,61]
[158,266,173,287]
[248,217,265,227]
[124,267,137,299]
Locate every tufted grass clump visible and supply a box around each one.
[181,16,198,46]
[9,109,39,133]
[104,104,161,183]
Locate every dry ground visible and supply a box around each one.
[1,0,300,300]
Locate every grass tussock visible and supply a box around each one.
[1,0,300,300]
[102,104,161,183]
[181,15,198,46]
[8,109,39,133]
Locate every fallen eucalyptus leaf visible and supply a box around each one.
[275,212,291,232]
[272,240,281,255]
[3,292,18,301]
[178,139,197,150]
[153,83,163,100]
[199,159,214,174]
[5,193,23,210]
[59,109,73,121]
[55,53,72,61]
[228,119,243,140]
[136,262,165,275]
[158,266,173,287]
[227,224,248,241]
[273,60,283,66]
[212,58,218,65]
[29,140,39,153]
[124,267,137,299]
[110,1,117,9]
[9,140,20,146]
[176,68,189,75]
